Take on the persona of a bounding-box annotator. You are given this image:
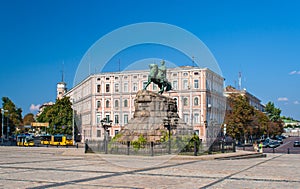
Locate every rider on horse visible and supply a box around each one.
[143,60,172,94]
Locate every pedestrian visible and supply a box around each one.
[259,141,263,153]
[253,141,258,152]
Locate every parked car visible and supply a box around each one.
[274,135,283,144]
[294,141,300,147]
[268,141,280,148]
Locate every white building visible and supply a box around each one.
[65,66,225,142]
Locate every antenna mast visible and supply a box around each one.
[238,72,242,90]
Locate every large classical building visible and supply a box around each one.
[224,86,265,112]
[65,66,226,142]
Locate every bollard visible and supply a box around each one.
[272,147,275,153]
[221,141,225,153]
[233,140,236,152]
[76,143,78,149]
[288,148,290,154]
[151,141,154,156]
[194,141,197,156]
[127,141,130,155]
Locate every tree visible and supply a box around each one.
[224,94,255,142]
[23,113,35,126]
[264,101,284,136]
[265,102,281,122]
[37,96,77,135]
[1,97,23,136]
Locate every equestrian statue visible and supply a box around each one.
[143,60,172,94]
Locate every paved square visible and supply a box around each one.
[0,146,299,188]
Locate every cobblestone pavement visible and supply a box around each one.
[0,146,299,189]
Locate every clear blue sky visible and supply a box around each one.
[0,0,299,120]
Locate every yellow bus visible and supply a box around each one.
[50,134,67,146]
[40,134,51,145]
[17,134,35,147]
[65,135,74,146]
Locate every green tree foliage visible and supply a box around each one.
[37,97,76,135]
[1,97,23,135]
[265,102,281,121]
[224,94,255,141]
[23,113,35,126]
[224,94,283,142]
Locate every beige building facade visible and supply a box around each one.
[66,66,225,142]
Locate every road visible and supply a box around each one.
[237,136,300,154]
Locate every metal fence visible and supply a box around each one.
[85,139,236,156]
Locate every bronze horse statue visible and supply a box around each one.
[143,63,172,94]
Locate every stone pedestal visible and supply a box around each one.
[118,90,193,142]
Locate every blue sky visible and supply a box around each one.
[0,0,299,120]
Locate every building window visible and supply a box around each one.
[97,84,101,93]
[124,83,128,92]
[105,84,110,92]
[124,99,128,107]
[194,97,199,106]
[115,83,119,93]
[96,114,101,124]
[194,79,199,89]
[105,100,110,108]
[183,97,188,106]
[106,77,110,80]
[106,115,110,122]
[172,80,178,90]
[114,100,119,108]
[183,72,188,76]
[183,79,188,89]
[115,114,119,124]
[97,130,101,137]
[97,100,101,109]
[183,114,189,123]
[194,113,200,124]
[194,130,199,136]
[124,114,128,124]
[115,130,119,135]
[133,83,138,92]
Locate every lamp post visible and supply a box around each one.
[72,99,75,145]
[6,114,10,140]
[163,117,178,154]
[1,108,8,143]
[101,118,112,154]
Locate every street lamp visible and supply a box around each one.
[163,117,178,154]
[71,98,75,145]
[1,108,8,143]
[101,118,112,154]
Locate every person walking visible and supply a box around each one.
[253,141,258,152]
[259,141,263,153]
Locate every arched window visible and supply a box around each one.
[97,100,101,108]
[183,97,188,106]
[114,100,119,108]
[194,97,199,106]
[124,99,128,107]
[106,100,110,108]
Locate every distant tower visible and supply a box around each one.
[56,64,67,100]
